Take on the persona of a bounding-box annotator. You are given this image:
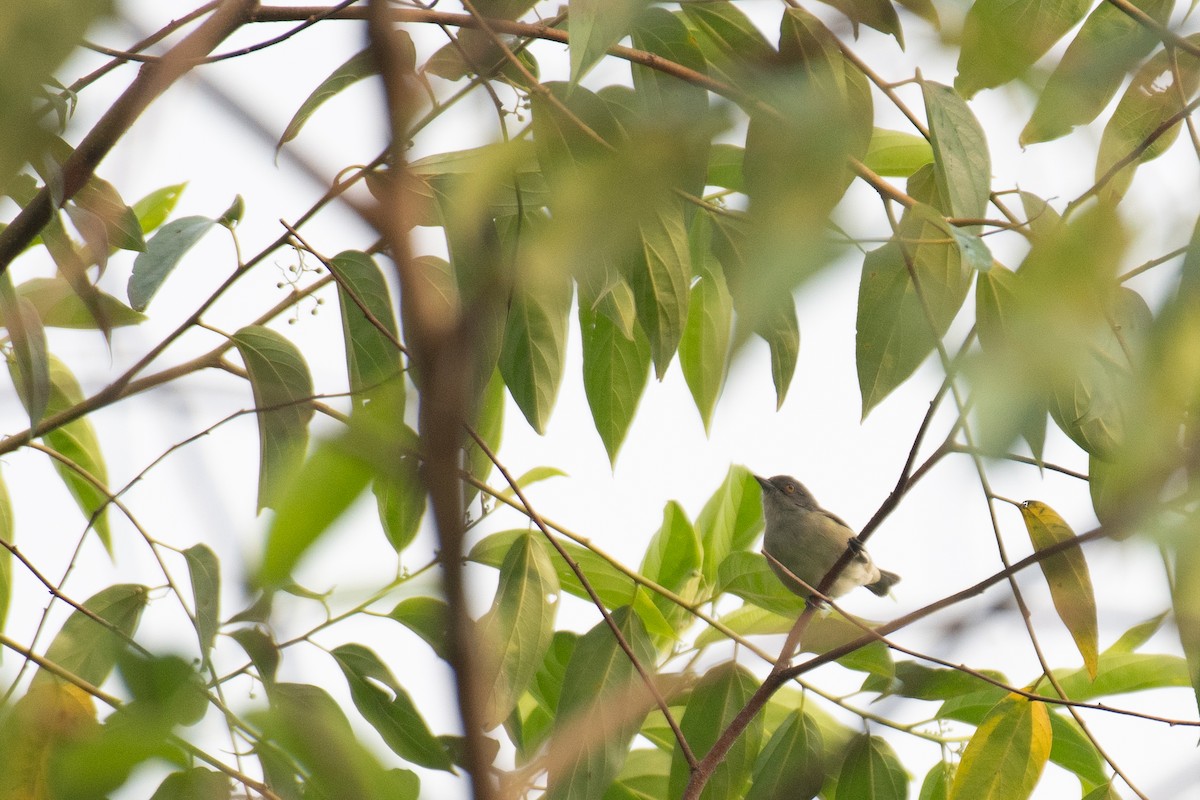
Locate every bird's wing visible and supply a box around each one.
[817,510,870,563]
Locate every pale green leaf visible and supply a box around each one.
[1047,711,1107,790]
[1172,527,1200,716]
[388,597,451,662]
[183,544,220,662]
[580,300,651,465]
[696,465,763,584]
[632,203,691,378]
[745,710,824,800]
[278,48,385,151]
[328,251,401,404]
[949,696,1051,800]
[1019,501,1099,679]
[668,663,761,800]
[34,584,148,689]
[149,767,230,799]
[0,474,12,644]
[10,277,145,328]
[131,183,186,235]
[73,176,145,252]
[2,280,49,425]
[919,761,955,800]
[864,127,934,177]
[128,215,217,311]
[837,734,908,800]
[816,0,902,45]
[570,0,649,84]
[679,212,732,431]
[922,80,991,228]
[232,325,316,512]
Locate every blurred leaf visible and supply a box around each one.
[580,299,651,465]
[922,81,991,228]
[816,0,902,45]
[632,203,691,379]
[331,644,455,772]
[131,183,185,235]
[228,626,279,685]
[0,474,11,648]
[73,177,145,252]
[895,0,939,27]
[1020,0,1175,145]
[278,48,384,151]
[388,597,451,661]
[2,278,49,425]
[1171,528,1200,716]
[949,696,1051,800]
[679,213,733,432]
[745,710,824,800]
[117,650,207,727]
[35,584,148,689]
[509,630,578,764]
[480,533,559,728]
[955,0,1089,98]
[668,662,761,800]
[706,143,744,192]
[258,437,372,588]
[150,768,230,800]
[260,683,414,800]
[127,215,217,311]
[328,251,401,405]
[695,604,792,648]
[7,277,145,328]
[1095,36,1200,201]
[570,0,648,84]
[604,747,671,800]
[232,325,315,513]
[498,466,568,501]
[681,1,775,87]
[1018,501,1099,679]
[838,734,907,800]
[498,216,572,434]
[424,29,540,87]
[919,761,955,800]
[696,465,763,584]
[547,607,657,800]
[464,368,505,502]
[183,544,220,663]
[864,127,934,177]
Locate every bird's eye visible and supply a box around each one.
[784,483,795,494]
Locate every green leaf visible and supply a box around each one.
[604,747,671,800]
[1018,501,1099,679]
[580,299,651,465]
[0,474,12,645]
[745,710,824,800]
[150,768,231,800]
[183,544,220,663]
[758,292,800,410]
[949,696,1051,800]
[955,0,1091,98]
[1,278,49,425]
[1051,650,1191,702]
[510,630,578,763]
[1047,712,1107,790]
[862,660,1007,702]
[498,466,568,501]
[816,0,902,45]
[922,81,991,228]
[696,465,764,585]
[258,437,372,588]
[35,584,148,688]
[680,1,775,87]
[331,644,455,772]
[73,177,145,252]
[232,325,316,512]
[127,215,217,311]
[1173,525,1200,717]
[570,0,648,84]
[464,368,505,500]
[864,127,934,177]
[837,734,908,800]
[328,251,401,404]
[668,663,761,800]
[1020,0,1175,145]
[679,214,732,431]
[388,597,451,662]
[278,48,385,151]
[717,551,806,617]
[26,356,113,551]
[1095,36,1200,201]
[631,203,691,379]
[261,683,414,800]
[498,218,573,434]
[481,533,559,728]
[641,501,701,594]
[9,277,145,328]
[694,604,792,648]
[706,144,744,192]
[374,455,426,556]
[131,183,186,235]
[547,607,657,800]
[919,761,955,800]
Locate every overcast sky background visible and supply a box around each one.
[1,1,1197,797]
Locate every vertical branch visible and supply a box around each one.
[365,3,494,799]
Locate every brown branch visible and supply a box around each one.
[0,0,260,276]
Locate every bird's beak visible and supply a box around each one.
[753,474,770,491]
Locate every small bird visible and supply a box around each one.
[756,474,900,602]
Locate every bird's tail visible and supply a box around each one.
[867,569,901,597]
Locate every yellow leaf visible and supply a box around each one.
[950,695,1052,800]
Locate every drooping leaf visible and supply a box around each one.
[1,278,49,425]
[922,80,991,229]
[668,663,761,800]
[745,710,824,800]
[127,215,217,311]
[955,0,1091,98]
[132,183,186,235]
[679,213,733,432]
[9,277,145,328]
[228,626,279,685]
[837,734,908,800]
[696,465,763,585]
[278,48,386,151]
[463,368,505,501]
[183,544,221,663]
[919,761,955,800]
[328,250,402,404]
[389,597,451,662]
[816,0,903,45]
[758,292,800,410]
[1020,0,1176,145]
[1019,501,1099,679]
[374,450,426,556]
[258,437,372,588]
[864,127,934,177]
[1047,711,1107,791]
[547,607,657,800]
[149,768,231,800]
[1095,36,1200,202]
[0,473,12,643]
[232,325,315,512]
[35,584,148,689]
[570,0,649,84]
[949,696,1052,800]
[680,1,775,88]
[580,299,651,465]
[1171,527,1200,717]
[631,203,691,379]
[72,176,145,253]
[479,533,559,729]
[331,644,455,772]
